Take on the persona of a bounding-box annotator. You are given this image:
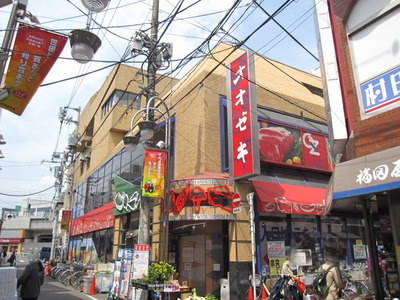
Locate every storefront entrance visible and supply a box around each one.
[171,221,228,297]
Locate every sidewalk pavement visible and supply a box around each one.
[45,275,110,300]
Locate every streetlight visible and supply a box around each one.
[123,96,171,259]
[69,0,104,63]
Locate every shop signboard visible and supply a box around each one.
[1,23,68,115]
[360,65,400,117]
[142,149,166,198]
[259,120,333,172]
[69,202,115,236]
[168,173,240,219]
[112,175,141,216]
[132,244,150,279]
[227,51,260,179]
[331,145,400,200]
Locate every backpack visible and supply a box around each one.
[313,265,334,296]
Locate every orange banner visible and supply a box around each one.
[61,210,71,230]
[142,149,167,198]
[0,23,67,115]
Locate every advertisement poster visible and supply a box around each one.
[353,245,367,260]
[258,121,332,172]
[1,23,67,115]
[269,258,286,276]
[267,241,285,259]
[60,210,71,230]
[132,244,150,279]
[142,149,166,198]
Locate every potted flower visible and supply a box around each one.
[145,261,177,290]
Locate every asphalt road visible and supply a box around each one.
[13,261,109,300]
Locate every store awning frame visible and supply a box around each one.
[330,146,400,201]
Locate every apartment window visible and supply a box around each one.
[102,90,140,116]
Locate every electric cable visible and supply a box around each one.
[0,185,55,197]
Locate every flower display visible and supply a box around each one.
[145,261,177,284]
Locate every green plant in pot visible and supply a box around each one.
[145,261,177,289]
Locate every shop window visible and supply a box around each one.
[219,97,229,173]
[38,235,53,243]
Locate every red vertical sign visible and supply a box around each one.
[227,51,259,179]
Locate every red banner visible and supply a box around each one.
[142,149,166,198]
[0,238,24,243]
[69,202,115,236]
[0,23,67,115]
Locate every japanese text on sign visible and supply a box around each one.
[228,51,259,179]
[356,159,400,185]
[360,66,400,116]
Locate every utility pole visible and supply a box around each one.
[138,0,159,246]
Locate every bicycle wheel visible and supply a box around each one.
[353,281,369,295]
[71,271,84,290]
[342,282,369,299]
[55,268,65,282]
[60,270,72,286]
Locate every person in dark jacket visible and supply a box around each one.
[8,251,16,266]
[17,260,44,300]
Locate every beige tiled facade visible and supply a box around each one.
[68,43,326,297]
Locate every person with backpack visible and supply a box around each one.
[319,258,343,300]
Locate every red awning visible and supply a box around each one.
[251,181,328,215]
[70,202,115,236]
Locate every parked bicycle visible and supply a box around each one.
[50,262,94,290]
[341,272,370,299]
[269,275,305,300]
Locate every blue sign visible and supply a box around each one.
[360,66,400,115]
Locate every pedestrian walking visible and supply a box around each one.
[319,252,343,300]
[17,260,44,300]
[7,251,16,266]
[0,248,7,266]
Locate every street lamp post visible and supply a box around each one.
[123,96,171,254]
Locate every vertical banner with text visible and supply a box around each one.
[61,210,71,230]
[227,51,260,179]
[142,149,166,198]
[1,23,67,115]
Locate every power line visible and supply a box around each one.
[0,185,55,197]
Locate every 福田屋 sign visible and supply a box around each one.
[227,51,260,179]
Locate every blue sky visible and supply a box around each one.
[0,0,320,210]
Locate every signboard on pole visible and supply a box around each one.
[1,23,67,115]
[142,149,166,198]
[133,244,150,279]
